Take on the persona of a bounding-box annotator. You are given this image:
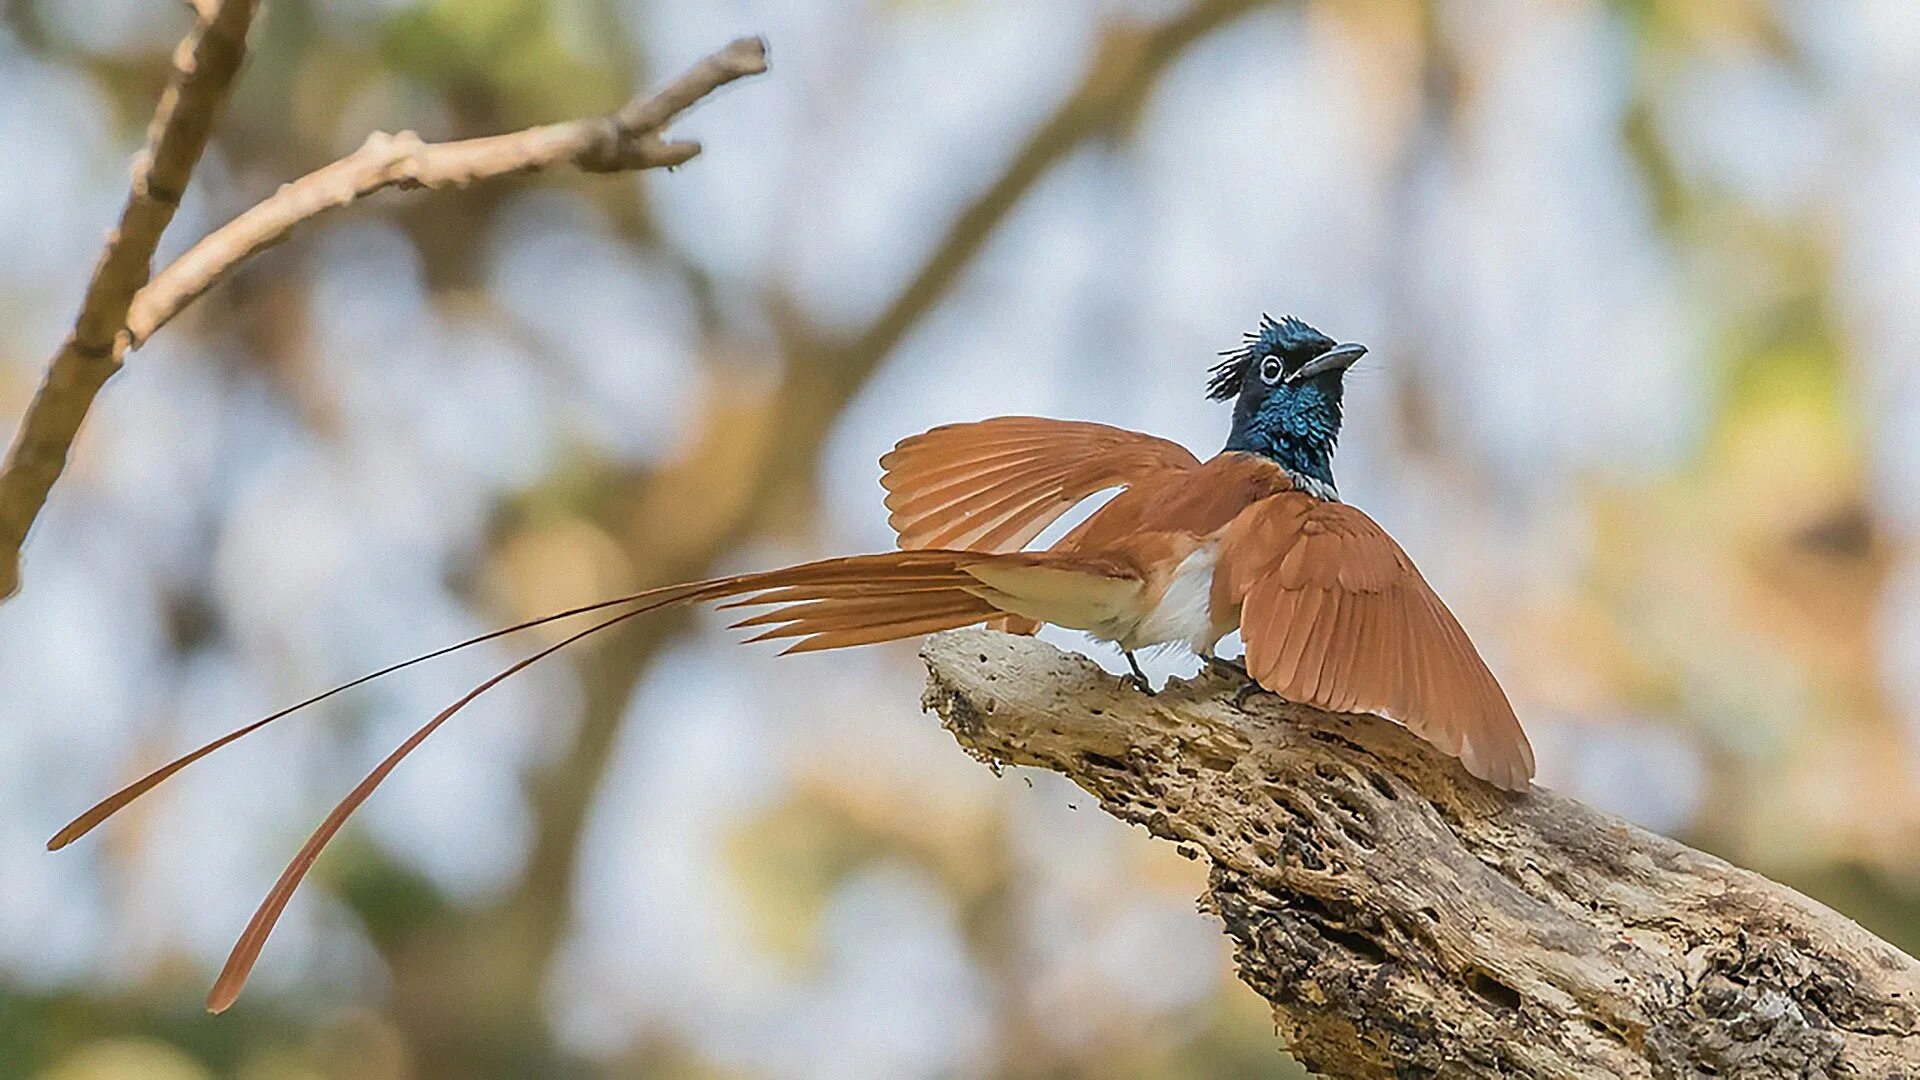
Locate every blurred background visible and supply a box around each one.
[2,0,1918,1076]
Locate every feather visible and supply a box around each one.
[879,440,1065,483]
[886,456,1060,519]
[720,579,972,614]
[43,579,720,853]
[742,596,993,641]
[1293,588,1343,704]
[53,544,1145,1012]
[781,610,1001,653]
[1322,592,1363,714]
[54,412,1537,1018]
[1348,589,1392,716]
[205,601,653,1013]
[1268,584,1325,691]
[1220,493,1533,791]
[905,476,1069,546]
[882,417,1200,552]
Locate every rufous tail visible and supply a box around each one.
[48,549,1118,1013]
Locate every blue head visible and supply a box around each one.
[1208,315,1368,497]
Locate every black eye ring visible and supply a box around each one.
[1259,355,1283,385]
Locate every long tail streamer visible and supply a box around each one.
[50,551,1024,1012]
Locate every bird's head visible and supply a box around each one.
[1208,314,1367,498]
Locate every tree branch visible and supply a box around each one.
[0,34,768,604]
[124,36,768,350]
[0,0,258,600]
[920,629,1920,1079]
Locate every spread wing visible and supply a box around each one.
[880,417,1202,553]
[1216,494,1535,790]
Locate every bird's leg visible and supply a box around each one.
[1123,650,1154,695]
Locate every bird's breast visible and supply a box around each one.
[1122,542,1229,654]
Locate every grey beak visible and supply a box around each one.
[1287,342,1368,384]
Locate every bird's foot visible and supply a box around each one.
[1123,651,1156,696]
[1202,657,1267,710]
[1231,680,1269,711]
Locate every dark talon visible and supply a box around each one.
[1124,650,1155,695]
[1232,680,1268,710]
[1204,657,1266,710]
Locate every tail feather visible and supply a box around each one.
[729,592,991,630]
[715,577,979,609]
[53,547,1126,1013]
[745,596,996,643]
[778,609,1001,653]
[205,601,655,1014]
[42,579,716,853]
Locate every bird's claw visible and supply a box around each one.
[1203,657,1267,710]
[1231,680,1268,710]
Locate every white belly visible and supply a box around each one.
[1102,544,1223,654]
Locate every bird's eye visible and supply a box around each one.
[1259,355,1284,385]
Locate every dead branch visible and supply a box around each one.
[0,0,258,599]
[0,33,768,603]
[920,629,1920,1079]
[123,36,768,348]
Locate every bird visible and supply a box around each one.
[48,313,1534,1013]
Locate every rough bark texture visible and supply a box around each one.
[919,629,1920,1079]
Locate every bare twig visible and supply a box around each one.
[124,36,768,348]
[922,630,1920,1078]
[0,34,769,604]
[0,0,258,599]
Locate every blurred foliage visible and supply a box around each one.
[380,0,628,124]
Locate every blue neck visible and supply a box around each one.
[1225,429,1338,496]
[1223,387,1342,498]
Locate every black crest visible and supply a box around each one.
[1206,315,1329,401]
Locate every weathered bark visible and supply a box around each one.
[919,629,1920,1079]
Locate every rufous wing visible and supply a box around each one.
[1217,494,1535,790]
[880,417,1201,553]
[881,417,1199,634]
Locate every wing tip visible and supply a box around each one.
[1464,736,1536,793]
